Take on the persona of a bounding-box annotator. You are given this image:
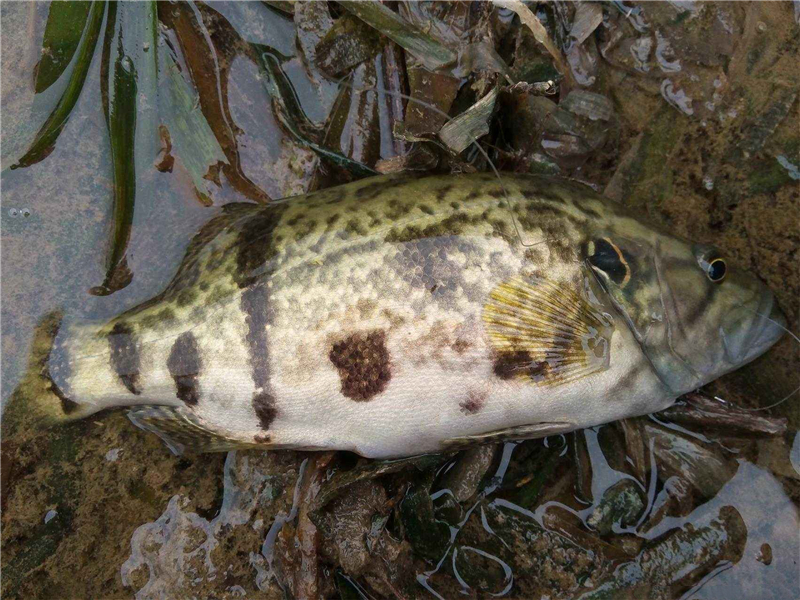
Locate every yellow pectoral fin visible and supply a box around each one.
[483,275,614,386]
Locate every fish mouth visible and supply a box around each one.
[721,291,786,366]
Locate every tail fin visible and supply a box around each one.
[3,311,90,443]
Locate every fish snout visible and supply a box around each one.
[721,291,786,366]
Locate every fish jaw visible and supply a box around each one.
[721,289,786,368]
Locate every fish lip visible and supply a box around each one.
[749,294,787,356]
[722,291,786,365]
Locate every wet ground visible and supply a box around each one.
[1,2,798,598]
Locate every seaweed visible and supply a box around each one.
[91,0,159,296]
[33,1,93,94]
[12,2,104,169]
[255,49,377,178]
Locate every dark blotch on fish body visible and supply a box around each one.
[329,330,391,401]
[460,390,487,415]
[235,204,283,426]
[108,323,141,395]
[522,187,566,205]
[493,350,549,382]
[436,184,453,202]
[355,180,392,201]
[234,206,284,290]
[57,391,79,414]
[452,339,471,354]
[242,283,272,391]
[167,332,202,406]
[354,175,415,202]
[241,282,279,429]
[47,357,78,414]
[579,204,601,219]
[46,371,78,415]
[253,392,277,430]
[241,284,278,430]
[44,320,78,414]
[326,213,341,228]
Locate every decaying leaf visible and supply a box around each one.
[340,1,457,71]
[493,0,572,87]
[439,87,500,154]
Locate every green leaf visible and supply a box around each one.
[12,1,104,169]
[255,49,377,178]
[34,1,92,94]
[92,0,159,296]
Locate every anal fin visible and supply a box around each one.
[127,406,264,454]
[443,422,575,450]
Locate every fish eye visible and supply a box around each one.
[706,258,726,282]
[586,238,630,286]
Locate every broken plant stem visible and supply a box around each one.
[492,0,573,88]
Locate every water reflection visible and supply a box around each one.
[406,417,797,599]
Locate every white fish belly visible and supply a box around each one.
[266,299,671,458]
[257,234,671,458]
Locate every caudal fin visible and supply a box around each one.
[3,311,89,443]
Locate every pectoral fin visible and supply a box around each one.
[443,422,575,450]
[483,276,614,386]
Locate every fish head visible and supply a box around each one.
[583,230,785,395]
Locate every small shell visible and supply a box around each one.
[561,90,614,122]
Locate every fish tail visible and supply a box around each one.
[3,311,96,441]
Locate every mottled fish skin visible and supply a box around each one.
[42,173,785,458]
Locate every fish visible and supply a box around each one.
[14,172,786,458]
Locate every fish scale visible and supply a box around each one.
[25,173,785,458]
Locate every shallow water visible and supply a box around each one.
[1,2,798,598]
